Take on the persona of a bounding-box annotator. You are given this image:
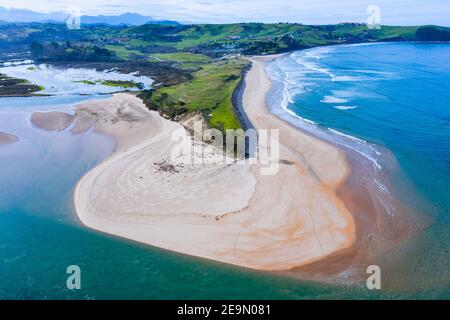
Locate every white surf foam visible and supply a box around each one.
[333,105,358,111]
[295,57,337,81]
[266,54,384,173]
[321,96,349,104]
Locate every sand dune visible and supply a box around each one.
[72,57,355,271]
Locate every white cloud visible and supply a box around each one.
[1,0,449,25]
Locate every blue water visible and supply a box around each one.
[267,42,450,296]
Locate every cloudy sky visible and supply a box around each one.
[1,0,449,25]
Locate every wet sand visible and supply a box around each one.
[0,131,18,144]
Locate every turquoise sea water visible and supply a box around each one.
[266,42,450,298]
[0,42,449,299]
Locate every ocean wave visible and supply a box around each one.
[275,59,306,113]
[326,128,382,170]
[342,42,389,48]
[374,177,389,194]
[295,57,337,81]
[321,96,349,104]
[294,57,367,83]
[351,69,395,76]
[267,58,383,172]
[331,89,359,98]
[299,46,335,59]
[333,75,366,82]
[333,105,358,110]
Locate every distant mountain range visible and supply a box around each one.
[0,7,179,26]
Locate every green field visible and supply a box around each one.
[151,52,210,63]
[104,45,145,60]
[105,45,211,67]
[116,23,428,52]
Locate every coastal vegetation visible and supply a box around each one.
[101,80,144,89]
[1,22,449,129]
[74,80,96,85]
[74,79,144,89]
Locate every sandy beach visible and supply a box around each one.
[65,55,357,272]
[0,131,18,145]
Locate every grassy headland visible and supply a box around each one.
[140,58,246,130]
